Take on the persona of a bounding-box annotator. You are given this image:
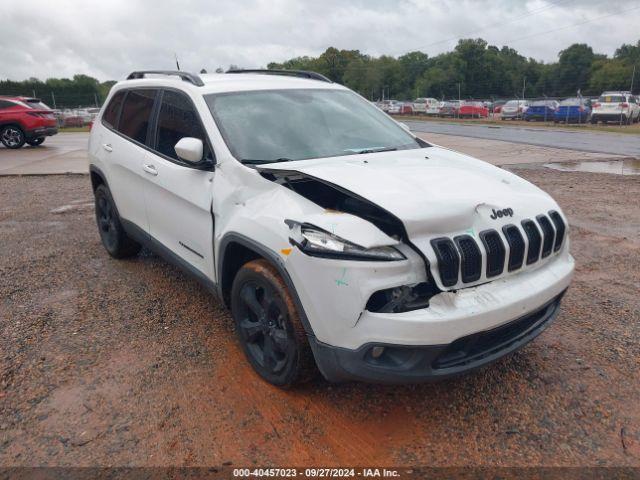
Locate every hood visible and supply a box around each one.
[260,146,558,238]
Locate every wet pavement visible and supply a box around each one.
[405,121,640,157]
[545,158,640,176]
[0,133,88,174]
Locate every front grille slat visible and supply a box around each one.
[479,229,505,278]
[454,235,482,283]
[431,211,565,288]
[502,224,525,271]
[430,237,459,287]
[521,219,542,264]
[548,210,566,251]
[536,214,555,258]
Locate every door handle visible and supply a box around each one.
[102,143,113,152]
[142,163,158,176]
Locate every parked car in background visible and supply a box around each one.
[501,100,530,120]
[62,115,86,128]
[524,100,559,121]
[492,100,507,114]
[458,101,488,118]
[399,102,414,115]
[385,100,402,115]
[439,100,460,117]
[591,91,639,125]
[554,98,591,124]
[412,97,440,115]
[378,100,391,112]
[0,96,58,148]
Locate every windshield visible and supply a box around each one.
[559,98,582,106]
[505,100,522,106]
[205,89,423,163]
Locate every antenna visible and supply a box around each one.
[174,53,180,71]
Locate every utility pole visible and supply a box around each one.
[94,93,99,107]
[630,64,636,93]
[522,77,526,100]
[457,82,461,119]
[51,92,57,109]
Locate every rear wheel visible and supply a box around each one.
[94,184,141,258]
[1,126,26,149]
[231,259,317,387]
[26,137,45,147]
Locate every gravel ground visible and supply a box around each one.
[0,170,639,467]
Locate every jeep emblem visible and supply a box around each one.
[490,207,514,219]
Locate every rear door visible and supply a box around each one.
[101,89,159,233]
[142,89,215,278]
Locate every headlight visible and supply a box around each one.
[299,225,405,261]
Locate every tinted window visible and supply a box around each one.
[102,91,126,129]
[0,100,15,110]
[118,89,156,143]
[155,90,208,160]
[598,95,624,103]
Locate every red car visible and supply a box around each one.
[458,101,489,118]
[0,96,58,148]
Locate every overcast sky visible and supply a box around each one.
[2,0,638,82]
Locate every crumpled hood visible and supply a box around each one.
[261,146,559,237]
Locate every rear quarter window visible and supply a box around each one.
[102,91,126,129]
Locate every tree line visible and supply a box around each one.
[1,38,638,106]
[268,39,640,101]
[0,75,116,108]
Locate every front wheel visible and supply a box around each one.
[26,137,45,147]
[1,126,26,149]
[231,259,317,387]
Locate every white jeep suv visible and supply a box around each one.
[89,70,574,386]
[591,91,640,125]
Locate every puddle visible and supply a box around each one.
[544,158,640,176]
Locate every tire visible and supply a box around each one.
[94,184,141,258]
[1,125,26,149]
[26,137,45,147]
[231,259,317,387]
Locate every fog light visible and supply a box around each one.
[371,346,385,359]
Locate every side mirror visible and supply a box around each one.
[399,122,411,132]
[175,137,204,164]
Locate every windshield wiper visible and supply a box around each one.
[241,158,293,165]
[345,146,398,154]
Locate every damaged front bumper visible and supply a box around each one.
[309,290,565,383]
[287,245,574,382]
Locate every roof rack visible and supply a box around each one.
[126,71,204,87]
[226,69,332,83]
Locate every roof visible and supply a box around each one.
[114,73,346,95]
[113,72,346,96]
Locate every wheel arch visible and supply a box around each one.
[0,122,25,131]
[217,233,315,336]
[89,165,108,193]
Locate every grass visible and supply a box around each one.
[59,126,90,133]
[391,114,640,135]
